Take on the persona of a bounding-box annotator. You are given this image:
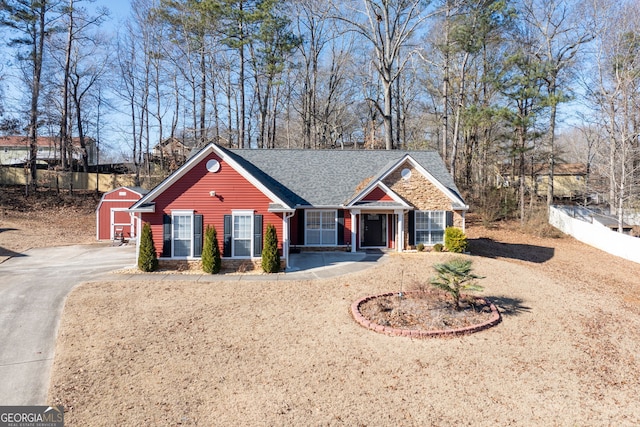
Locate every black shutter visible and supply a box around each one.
[408,210,415,246]
[253,215,263,257]
[223,215,232,257]
[162,214,172,257]
[337,210,345,245]
[297,210,305,245]
[446,211,454,228]
[194,214,203,257]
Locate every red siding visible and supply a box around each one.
[362,186,393,202]
[96,187,143,240]
[343,211,352,245]
[142,153,284,257]
[103,187,142,201]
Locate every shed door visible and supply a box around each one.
[111,208,132,239]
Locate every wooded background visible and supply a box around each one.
[0,0,638,224]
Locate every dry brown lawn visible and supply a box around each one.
[3,191,640,425]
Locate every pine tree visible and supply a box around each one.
[202,225,221,274]
[261,223,280,273]
[138,222,158,272]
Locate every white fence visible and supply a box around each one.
[549,205,640,264]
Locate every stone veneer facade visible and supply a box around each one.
[382,160,464,247]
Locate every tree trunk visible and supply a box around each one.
[200,44,207,146]
[546,83,558,210]
[28,0,47,188]
[451,51,470,180]
[60,0,74,171]
[382,75,393,150]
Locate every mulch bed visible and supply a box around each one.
[357,290,496,331]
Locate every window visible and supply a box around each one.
[233,214,252,257]
[415,211,445,245]
[223,210,262,258]
[306,210,337,245]
[172,211,193,257]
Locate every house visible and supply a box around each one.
[129,143,468,270]
[497,162,589,199]
[150,137,198,169]
[0,135,97,166]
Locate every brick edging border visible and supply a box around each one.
[350,291,502,338]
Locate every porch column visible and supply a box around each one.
[129,212,137,239]
[282,212,294,269]
[350,209,359,253]
[395,209,404,252]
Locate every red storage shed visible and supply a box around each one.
[96,187,148,240]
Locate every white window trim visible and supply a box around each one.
[415,210,446,245]
[305,209,338,246]
[171,210,194,258]
[232,210,255,259]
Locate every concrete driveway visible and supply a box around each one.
[0,245,385,406]
[0,243,136,405]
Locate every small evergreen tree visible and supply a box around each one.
[261,223,280,273]
[138,222,158,272]
[202,225,221,274]
[430,258,484,310]
[444,226,468,253]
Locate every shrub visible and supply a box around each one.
[261,223,280,273]
[138,222,158,272]
[429,258,484,310]
[444,227,468,253]
[202,225,221,274]
[416,243,425,252]
[432,243,444,252]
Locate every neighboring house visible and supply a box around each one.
[0,135,97,166]
[129,143,468,270]
[151,137,198,168]
[497,162,588,199]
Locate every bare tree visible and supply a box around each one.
[586,0,640,231]
[522,0,594,209]
[1,0,61,189]
[332,0,435,150]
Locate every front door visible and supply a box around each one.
[362,214,386,247]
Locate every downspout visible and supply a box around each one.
[283,211,295,270]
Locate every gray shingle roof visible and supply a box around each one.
[219,146,463,208]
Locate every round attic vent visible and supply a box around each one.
[206,159,220,173]
[401,168,411,180]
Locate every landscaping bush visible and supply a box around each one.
[261,223,280,273]
[444,227,468,253]
[201,225,221,274]
[430,258,484,310]
[417,243,425,252]
[138,223,158,272]
[432,243,444,252]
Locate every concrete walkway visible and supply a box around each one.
[0,245,385,406]
[114,251,387,282]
